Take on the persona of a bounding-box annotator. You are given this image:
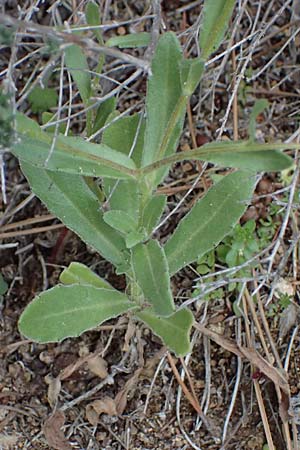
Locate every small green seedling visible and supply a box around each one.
[9,1,297,356]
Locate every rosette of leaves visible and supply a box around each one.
[11,1,296,356]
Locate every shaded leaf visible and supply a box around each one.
[85,1,102,43]
[199,0,235,59]
[92,97,116,134]
[20,162,129,269]
[43,411,72,450]
[142,33,184,168]
[65,44,91,104]
[60,262,114,290]
[141,194,166,235]
[136,308,194,356]
[19,284,137,343]
[180,58,204,95]
[28,87,58,113]
[249,99,269,140]
[102,114,145,221]
[103,210,137,234]
[132,240,175,316]
[102,113,145,167]
[106,32,151,48]
[0,274,8,295]
[165,171,256,275]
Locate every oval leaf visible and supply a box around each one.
[19,285,136,342]
[136,308,194,356]
[199,0,235,59]
[131,240,175,316]
[165,170,256,275]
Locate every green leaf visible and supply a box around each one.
[14,115,137,180]
[106,32,151,48]
[249,99,269,141]
[28,87,58,113]
[0,24,16,46]
[19,284,136,342]
[60,262,114,290]
[180,58,204,96]
[205,149,293,172]
[142,32,184,168]
[20,162,129,270]
[141,195,166,235]
[102,113,145,167]
[0,274,8,296]
[165,170,256,275]
[85,1,103,43]
[199,0,235,59]
[125,230,147,249]
[103,210,137,234]
[131,240,175,316]
[142,140,295,174]
[136,308,194,356]
[92,97,116,134]
[65,44,91,104]
[42,112,68,134]
[102,114,145,221]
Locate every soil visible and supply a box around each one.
[1,1,300,449]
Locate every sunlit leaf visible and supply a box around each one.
[14,115,137,180]
[165,170,256,275]
[131,240,175,316]
[136,308,194,356]
[19,285,136,342]
[60,262,114,290]
[20,162,129,270]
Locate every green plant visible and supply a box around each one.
[9,1,297,356]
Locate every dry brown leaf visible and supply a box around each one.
[86,397,117,426]
[279,303,298,340]
[87,355,108,379]
[122,318,136,352]
[58,355,89,380]
[142,347,167,378]
[114,368,142,415]
[45,375,61,408]
[43,410,72,450]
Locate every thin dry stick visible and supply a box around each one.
[0,223,64,239]
[0,13,150,73]
[0,214,56,232]
[242,294,276,450]
[166,352,203,416]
